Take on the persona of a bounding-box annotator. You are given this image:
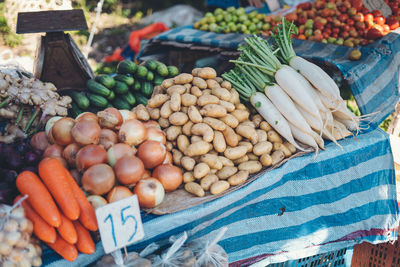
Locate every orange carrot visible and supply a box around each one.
[16,171,61,227]
[57,213,78,245]
[46,234,78,262]
[64,168,98,231]
[73,220,95,254]
[15,195,57,243]
[38,158,80,220]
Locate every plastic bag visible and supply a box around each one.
[94,250,152,267]
[188,227,229,267]
[141,5,203,28]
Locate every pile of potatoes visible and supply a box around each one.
[145,67,295,197]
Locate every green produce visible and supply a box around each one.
[117,60,137,74]
[145,60,158,71]
[124,92,136,106]
[87,79,111,97]
[95,74,116,89]
[87,93,108,108]
[135,93,148,106]
[70,102,83,117]
[112,97,131,109]
[146,71,154,81]
[154,75,164,86]
[114,81,129,94]
[156,63,169,77]
[107,90,116,100]
[69,91,90,110]
[133,80,141,92]
[167,66,179,77]
[136,66,148,78]
[141,81,153,97]
[114,74,135,86]
[106,103,114,108]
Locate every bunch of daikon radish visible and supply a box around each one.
[222,19,359,154]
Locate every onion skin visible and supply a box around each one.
[45,116,62,136]
[119,110,137,122]
[143,121,161,129]
[143,169,151,179]
[76,112,98,123]
[152,164,182,192]
[52,117,75,146]
[162,152,173,165]
[146,127,166,144]
[82,164,115,195]
[137,140,166,169]
[72,120,101,146]
[62,143,81,167]
[107,143,136,167]
[114,156,145,185]
[118,119,147,146]
[48,128,56,144]
[76,145,107,171]
[43,144,64,158]
[69,169,81,185]
[87,195,107,209]
[107,186,133,203]
[99,129,118,150]
[30,131,50,151]
[97,108,123,130]
[133,178,165,208]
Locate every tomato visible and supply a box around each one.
[387,16,400,30]
[338,14,349,22]
[382,24,390,34]
[341,31,350,39]
[355,21,365,30]
[353,13,364,22]
[349,49,362,61]
[342,24,351,31]
[351,0,363,11]
[347,18,355,26]
[372,10,382,17]
[374,16,386,26]
[366,25,384,40]
[348,7,357,16]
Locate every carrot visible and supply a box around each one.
[64,168,98,231]
[16,171,61,227]
[14,195,57,243]
[72,220,95,254]
[38,158,80,220]
[57,213,78,245]
[46,234,78,262]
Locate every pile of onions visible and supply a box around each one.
[114,156,144,185]
[62,143,81,167]
[152,164,183,192]
[107,186,133,203]
[43,144,63,158]
[30,132,50,151]
[118,119,147,146]
[133,178,165,208]
[76,112,98,123]
[137,140,166,169]
[82,164,115,195]
[71,120,101,146]
[97,108,123,130]
[52,117,75,145]
[119,110,136,122]
[146,127,166,144]
[107,143,136,167]
[76,145,107,171]
[99,129,118,150]
[45,116,62,136]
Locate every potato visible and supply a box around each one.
[208,150,218,155]
[161,78,174,89]
[177,135,190,153]
[235,103,247,111]
[181,94,197,106]
[181,156,196,171]
[197,94,219,106]
[201,154,223,170]
[198,67,217,79]
[229,88,240,104]
[167,85,186,95]
[166,126,181,141]
[184,83,192,91]
[210,181,230,195]
[260,121,273,132]
[182,121,193,136]
[284,142,296,154]
[192,77,207,89]
[276,143,292,157]
[172,149,183,166]
[185,182,205,197]
[271,150,285,165]
[147,94,169,108]
[224,146,247,160]
[260,153,272,167]
[181,106,188,113]
[158,117,170,128]
[206,79,220,90]
[201,104,227,118]
[231,109,250,122]
[252,114,263,127]
[170,92,181,112]
[191,123,214,142]
[236,134,243,142]
[200,174,218,191]
[165,142,173,152]
[160,100,172,118]
[236,124,258,144]
[247,153,259,161]
[148,107,160,120]
[233,155,249,164]
[169,112,188,126]
[188,106,203,123]
[192,68,201,77]
[135,104,150,121]
[238,141,253,153]
[211,87,231,101]
[202,89,212,95]
[238,161,262,174]
[240,120,256,128]
[153,85,164,95]
[191,135,203,144]
[213,131,226,153]
[218,156,234,166]
[203,117,226,131]
[268,130,282,143]
[228,170,249,186]
[185,141,211,156]
[220,114,239,128]
[191,86,203,97]
[253,141,273,156]
[183,172,195,183]
[256,129,268,142]
[194,163,210,179]
[221,80,232,90]
[219,100,235,112]
[217,166,238,179]
[215,77,223,83]
[173,73,193,85]
[222,126,239,147]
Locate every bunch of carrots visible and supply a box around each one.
[15,157,98,262]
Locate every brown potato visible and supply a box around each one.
[235,103,248,111]
[206,79,221,90]
[147,94,169,108]
[210,181,230,195]
[177,135,190,153]
[191,86,203,97]
[229,88,240,104]
[238,141,253,153]
[181,156,196,171]
[198,67,217,79]
[238,161,262,174]
[260,121,272,132]
[183,172,195,183]
[181,94,197,106]
[213,131,226,153]
[194,163,210,179]
[236,124,258,144]
[268,130,283,143]
[233,155,249,164]
[256,129,268,142]
[218,156,234,167]
[200,154,223,170]
[160,100,172,118]
[219,100,235,112]
[220,114,239,128]
[197,94,220,106]
[228,170,249,186]
[166,141,173,152]
[192,68,201,77]
[167,85,186,95]
[284,142,296,154]
[203,117,226,131]
[271,150,285,165]
[172,149,183,166]
[252,114,263,128]
[183,83,192,91]
[221,80,231,90]
[185,182,205,197]
[188,106,203,123]
[247,153,259,161]
[166,126,182,141]
[231,109,250,122]
[191,123,214,142]
[158,117,170,128]
[260,153,272,167]
[253,141,273,156]
[217,166,238,179]
[192,77,207,89]
[215,77,223,84]
[191,135,203,144]
[170,92,181,112]
[169,112,188,126]
[224,146,247,160]
[148,107,160,120]
[200,174,219,191]
[202,89,212,95]
[200,104,227,118]
[185,141,211,156]
[135,104,150,121]
[211,87,231,101]
[182,121,194,136]
[173,73,193,85]
[153,85,164,95]
[161,78,174,89]
[222,126,239,147]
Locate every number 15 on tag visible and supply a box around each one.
[96,195,145,253]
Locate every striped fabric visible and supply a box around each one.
[139,26,400,127]
[42,127,399,266]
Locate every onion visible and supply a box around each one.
[107,186,133,203]
[146,127,166,144]
[137,140,166,169]
[107,143,136,167]
[143,120,161,129]
[87,195,108,209]
[30,131,50,151]
[153,164,183,192]
[118,119,147,146]
[76,112,98,123]
[163,152,172,164]
[62,143,81,167]
[47,128,56,144]
[97,108,123,129]
[76,145,107,171]
[45,116,62,136]
[133,178,165,208]
[114,156,145,185]
[119,110,137,122]
[69,169,81,185]
[82,164,115,195]
[99,129,118,150]
[72,120,101,145]
[43,144,63,158]
[143,169,151,179]
[52,117,75,146]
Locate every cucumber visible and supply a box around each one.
[112,97,131,110]
[145,60,158,71]
[117,60,137,74]
[87,93,108,108]
[156,63,169,77]
[114,81,129,94]
[106,103,114,108]
[124,92,136,106]
[167,66,179,77]
[69,91,90,110]
[107,90,115,100]
[70,102,83,118]
[141,81,153,97]
[135,93,148,106]
[136,66,148,78]
[154,75,164,86]
[95,74,115,89]
[146,71,154,81]
[132,80,141,92]
[114,74,134,86]
[87,79,111,97]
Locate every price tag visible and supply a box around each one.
[362,0,392,17]
[96,195,144,253]
[265,0,282,12]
